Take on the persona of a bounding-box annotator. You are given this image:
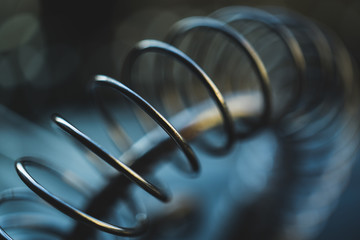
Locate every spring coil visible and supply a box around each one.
[1,6,359,240]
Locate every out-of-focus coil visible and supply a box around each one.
[1,5,358,240]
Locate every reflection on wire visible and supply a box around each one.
[0,6,359,240]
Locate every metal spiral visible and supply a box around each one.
[1,6,359,240]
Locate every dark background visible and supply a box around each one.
[0,1,359,239]
[0,0,359,117]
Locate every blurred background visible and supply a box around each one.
[0,0,359,118]
[0,0,359,239]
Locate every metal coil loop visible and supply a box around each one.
[1,6,358,240]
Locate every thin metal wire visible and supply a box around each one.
[52,113,170,202]
[15,159,148,237]
[5,6,358,240]
[0,227,12,240]
[92,74,200,173]
[210,7,306,116]
[121,39,236,151]
[269,10,341,136]
[165,16,272,138]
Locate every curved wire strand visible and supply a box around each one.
[6,6,357,240]
[15,159,148,237]
[165,16,272,137]
[92,75,200,175]
[121,39,236,151]
[0,226,12,240]
[52,113,170,202]
[210,7,306,114]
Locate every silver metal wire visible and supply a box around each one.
[1,6,358,240]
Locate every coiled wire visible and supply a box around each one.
[1,6,359,240]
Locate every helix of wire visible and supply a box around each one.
[1,6,359,240]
